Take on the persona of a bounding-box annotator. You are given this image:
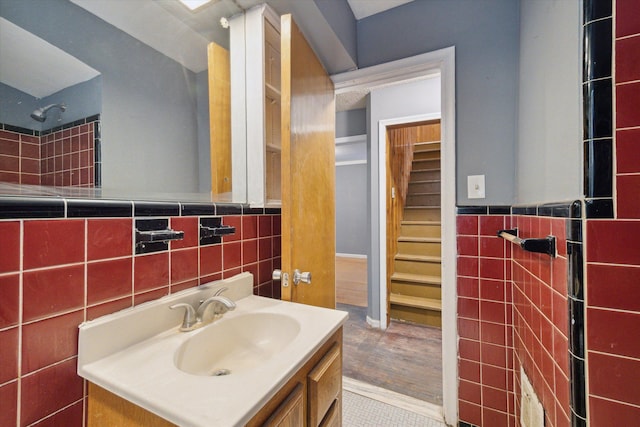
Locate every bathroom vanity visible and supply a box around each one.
[78,273,347,426]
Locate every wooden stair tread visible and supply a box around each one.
[397,236,441,243]
[411,168,440,172]
[407,192,440,196]
[391,272,441,284]
[401,220,441,225]
[395,254,441,263]
[414,141,441,147]
[409,180,440,184]
[404,206,440,209]
[390,294,442,311]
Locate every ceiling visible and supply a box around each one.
[346,0,414,20]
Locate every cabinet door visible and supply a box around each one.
[263,383,304,427]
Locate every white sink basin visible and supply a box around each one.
[174,313,301,376]
[77,272,347,427]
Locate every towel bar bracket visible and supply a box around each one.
[498,228,556,257]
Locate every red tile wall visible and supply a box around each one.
[0,122,96,189]
[0,213,280,426]
[511,216,570,427]
[457,214,571,427]
[584,6,640,423]
[457,214,515,427]
[40,124,95,188]
[0,130,40,185]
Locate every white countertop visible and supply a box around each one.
[78,273,347,427]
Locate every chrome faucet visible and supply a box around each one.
[196,295,236,322]
[169,287,236,332]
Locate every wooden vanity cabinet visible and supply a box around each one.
[248,327,343,427]
[87,327,342,427]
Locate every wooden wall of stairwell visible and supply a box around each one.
[386,120,442,327]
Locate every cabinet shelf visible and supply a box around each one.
[265,83,281,101]
[266,143,282,152]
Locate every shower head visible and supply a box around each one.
[30,103,66,122]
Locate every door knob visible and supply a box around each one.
[293,269,311,285]
[272,269,289,287]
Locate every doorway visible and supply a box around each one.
[332,46,457,425]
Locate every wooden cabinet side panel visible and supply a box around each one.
[88,383,175,427]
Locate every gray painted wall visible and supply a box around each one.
[335,164,368,255]
[367,77,441,320]
[313,0,357,66]
[335,108,367,255]
[517,0,582,204]
[357,0,520,205]
[1,0,201,193]
[336,108,366,138]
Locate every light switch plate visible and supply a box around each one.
[467,175,485,199]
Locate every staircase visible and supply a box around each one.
[389,141,442,327]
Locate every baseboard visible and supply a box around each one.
[336,253,367,259]
[366,316,381,329]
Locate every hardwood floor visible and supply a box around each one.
[335,255,443,406]
[338,303,443,406]
[336,256,367,307]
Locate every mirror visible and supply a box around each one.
[0,0,258,202]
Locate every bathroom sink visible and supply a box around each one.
[174,312,301,376]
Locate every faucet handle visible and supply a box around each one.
[169,303,197,331]
[213,286,228,296]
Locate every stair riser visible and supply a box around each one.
[408,181,440,193]
[403,208,441,221]
[394,259,442,276]
[413,151,440,161]
[414,142,441,152]
[406,194,441,207]
[390,281,441,300]
[411,170,440,181]
[390,306,442,327]
[400,224,441,238]
[398,241,441,256]
[413,159,440,170]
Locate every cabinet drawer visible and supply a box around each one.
[319,398,340,427]
[308,343,341,427]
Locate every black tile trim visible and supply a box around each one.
[569,297,585,357]
[264,207,282,215]
[181,203,215,216]
[584,0,612,23]
[242,206,265,215]
[511,206,536,216]
[583,18,612,82]
[570,354,587,419]
[216,203,242,215]
[583,78,613,141]
[488,205,510,214]
[567,242,584,301]
[133,201,180,217]
[584,138,613,198]
[456,206,487,215]
[0,123,39,136]
[0,197,65,219]
[567,219,583,242]
[459,422,478,427]
[67,199,132,218]
[585,198,614,218]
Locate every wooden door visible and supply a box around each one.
[280,14,336,308]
